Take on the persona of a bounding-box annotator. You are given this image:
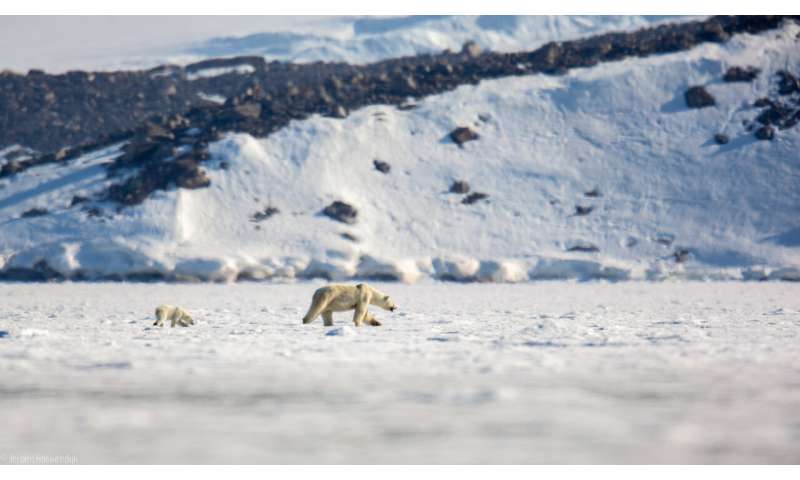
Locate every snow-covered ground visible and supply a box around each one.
[1,281,799,463]
[0,16,689,73]
[2,21,799,282]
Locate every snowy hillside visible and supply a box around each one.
[179,15,689,67]
[1,19,799,282]
[0,15,688,73]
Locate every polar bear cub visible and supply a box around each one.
[302,283,397,327]
[154,304,194,328]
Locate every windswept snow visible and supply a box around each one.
[0,281,798,463]
[0,16,690,73]
[1,22,799,282]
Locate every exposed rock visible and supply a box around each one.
[462,192,489,205]
[566,241,600,253]
[461,41,483,58]
[674,248,692,263]
[723,66,760,82]
[0,159,23,178]
[322,201,358,224]
[233,102,261,119]
[373,159,391,173]
[755,101,799,130]
[574,205,594,216]
[0,259,63,282]
[450,126,479,146]
[684,86,716,109]
[449,180,470,194]
[69,195,88,207]
[754,97,775,108]
[252,206,279,222]
[776,70,799,95]
[584,187,602,197]
[656,234,675,246]
[755,125,775,140]
[714,133,730,145]
[20,207,49,218]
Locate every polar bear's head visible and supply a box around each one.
[373,293,397,312]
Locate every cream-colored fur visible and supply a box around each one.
[154,304,194,328]
[302,283,397,327]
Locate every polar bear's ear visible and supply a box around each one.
[384,295,389,301]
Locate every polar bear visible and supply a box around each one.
[154,304,194,328]
[302,283,397,327]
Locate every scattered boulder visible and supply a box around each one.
[21,207,49,218]
[233,102,261,119]
[462,192,489,205]
[714,133,730,145]
[322,201,358,224]
[753,97,775,108]
[69,195,88,207]
[0,160,23,178]
[574,205,594,216]
[656,233,675,246]
[684,86,716,109]
[674,248,692,263]
[449,180,470,194]
[566,241,600,253]
[776,70,799,95]
[584,187,602,198]
[252,206,279,222]
[449,126,479,146]
[461,41,483,58]
[755,125,775,140]
[373,159,391,174]
[723,66,760,82]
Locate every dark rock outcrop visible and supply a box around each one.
[373,159,391,173]
[685,86,716,109]
[20,207,48,218]
[252,206,279,222]
[714,133,730,144]
[322,201,358,224]
[449,127,479,146]
[574,205,594,216]
[723,66,760,82]
[755,125,775,140]
[449,180,470,194]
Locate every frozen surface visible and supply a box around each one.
[1,281,799,464]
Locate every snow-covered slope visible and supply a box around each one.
[1,22,799,282]
[179,15,690,67]
[0,16,689,73]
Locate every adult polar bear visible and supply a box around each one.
[302,283,397,327]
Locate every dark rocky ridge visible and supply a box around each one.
[1,16,797,206]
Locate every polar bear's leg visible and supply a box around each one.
[353,286,371,326]
[154,308,166,327]
[303,290,331,324]
[353,303,368,327]
[322,311,334,327]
